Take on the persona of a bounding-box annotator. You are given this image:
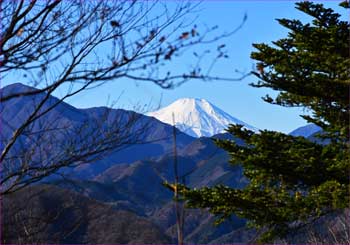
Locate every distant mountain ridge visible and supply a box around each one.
[147,98,258,137]
[289,123,322,137]
[3,83,329,244]
[1,83,251,243]
[0,83,195,180]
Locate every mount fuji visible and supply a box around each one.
[147,98,258,137]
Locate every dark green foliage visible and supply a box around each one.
[251,1,349,142]
[182,2,349,242]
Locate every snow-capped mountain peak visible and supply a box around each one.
[147,98,258,137]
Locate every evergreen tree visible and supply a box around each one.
[180,2,349,242]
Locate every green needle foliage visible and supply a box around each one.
[181,2,349,242]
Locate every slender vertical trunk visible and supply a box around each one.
[172,113,183,245]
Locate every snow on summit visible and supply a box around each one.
[147,98,258,137]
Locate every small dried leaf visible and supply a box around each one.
[191,28,196,37]
[180,32,189,40]
[257,62,264,74]
[110,20,120,27]
[16,28,24,36]
[149,29,157,39]
[218,44,226,49]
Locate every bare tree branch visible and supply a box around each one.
[1,0,247,196]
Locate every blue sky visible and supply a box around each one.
[6,1,347,133]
